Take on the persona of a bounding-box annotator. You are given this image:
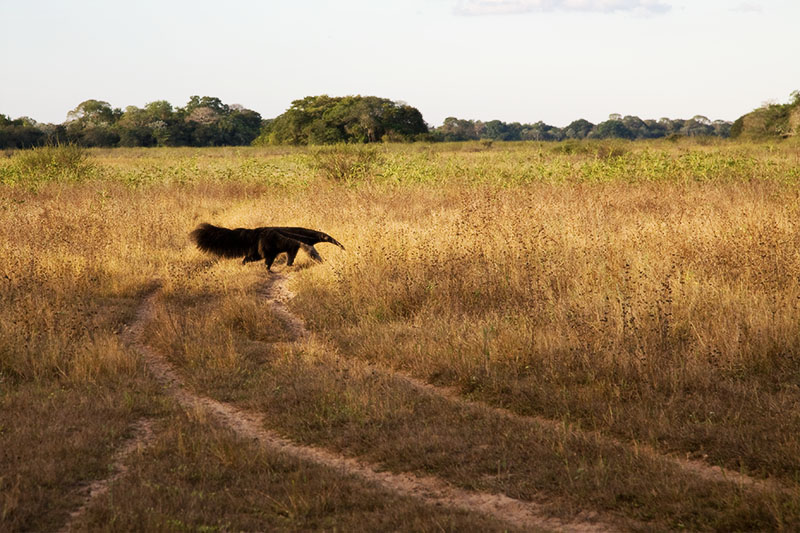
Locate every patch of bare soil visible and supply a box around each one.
[125,279,617,533]
[258,273,308,340]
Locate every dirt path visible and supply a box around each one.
[59,418,156,533]
[125,279,618,533]
[395,369,795,493]
[268,274,792,496]
[385,369,790,492]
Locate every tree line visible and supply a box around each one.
[0,97,262,149]
[2,94,737,149]
[431,114,732,142]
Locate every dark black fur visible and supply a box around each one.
[190,223,344,271]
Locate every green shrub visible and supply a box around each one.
[551,139,628,158]
[309,144,380,182]
[10,144,93,184]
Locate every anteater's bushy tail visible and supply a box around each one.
[189,223,255,258]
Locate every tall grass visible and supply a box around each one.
[2,139,800,530]
[290,184,800,484]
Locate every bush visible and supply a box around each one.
[9,144,92,184]
[552,140,593,155]
[551,140,628,158]
[309,144,380,182]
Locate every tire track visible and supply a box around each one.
[270,274,795,496]
[126,280,618,533]
[59,418,156,533]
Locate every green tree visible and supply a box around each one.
[143,100,181,146]
[563,119,594,139]
[258,95,426,145]
[65,99,121,146]
[0,114,46,148]
[520,121,562,141]
[712,120,732,137]
[66,99,119,125]
[622,116,647,139]
[642,119,667,138]
[175,96,261,146]
[183,95,229,116]
[383,104,427,140]
[438,117,479,141]
[681,115,715,137]
[589,120,634,140]
[116,106,157,147]
[218,106,262,145]
[482,120,512,140]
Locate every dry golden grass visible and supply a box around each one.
[2,140,800,531]
[72,410,521,532]
[294,179,800,476]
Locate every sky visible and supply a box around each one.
[1,0,798,128]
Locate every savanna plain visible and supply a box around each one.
[1,139,800,532]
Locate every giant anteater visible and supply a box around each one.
[190,223,344,271]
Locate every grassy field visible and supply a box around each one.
[1,139,800,531]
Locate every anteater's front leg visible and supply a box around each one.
[286,246,299,266]
[264,253,278,272]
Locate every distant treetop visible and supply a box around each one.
[254,95,428,145]
[730,90,800,140]
[429,113,732,142]
[6,91,797,149]
[1,96,263,149]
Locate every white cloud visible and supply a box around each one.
[730,3,762,13]
[454,0,671,15]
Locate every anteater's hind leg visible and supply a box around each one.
[242,245,262,264]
